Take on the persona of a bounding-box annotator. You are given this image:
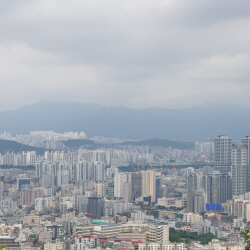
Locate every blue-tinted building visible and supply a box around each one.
[155,178,161,203]
[206,203,222,210]
[17,178,31,191]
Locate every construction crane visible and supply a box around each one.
[173,160,176,174]
[214,183,220,218]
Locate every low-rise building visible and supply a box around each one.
[44,241,64,250]
[23,215,41,225]
[138,242,184,250]
[183,213,203,223]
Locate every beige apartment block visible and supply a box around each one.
[23,215,41,225]
[141,169,156,202]
[44,242,64,250]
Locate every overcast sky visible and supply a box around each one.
[0,0,250,111]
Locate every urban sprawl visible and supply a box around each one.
[0,132,247,250]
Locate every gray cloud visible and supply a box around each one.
[0,0,250,111]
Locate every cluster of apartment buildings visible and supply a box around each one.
[0,133,248,250]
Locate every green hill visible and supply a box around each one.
[0,139,48,155]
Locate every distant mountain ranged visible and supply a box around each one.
[0,101,248,140]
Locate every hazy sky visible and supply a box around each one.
[1,0,250,111]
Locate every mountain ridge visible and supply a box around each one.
[0,101,248,140]
[0,139,49,155]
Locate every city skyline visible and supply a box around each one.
[1,1,250,249]
[0,130,246,249]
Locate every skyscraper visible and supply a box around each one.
[187,173,198,191]
[155,178,161,203]
[114,172,131,200]
[187,190,205,214]
[242,136,250,192]
[142,169,156,203]
[57,170,69,186]
[93,161,105,182]
[214,135,232,174]
[75,161,88,181]
[132,171,142,197]
[187,172,203,192]
[87,197,102,219]
[232,144,248,196]
[202,174,232,203]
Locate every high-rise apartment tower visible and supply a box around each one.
[214,135,232,174]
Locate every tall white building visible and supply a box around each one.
[214,135,232,174]
[93,161,105,182]
[130,210,145,222]
[35,198,47,212]
[114,172,131,200]
[26,151,37,165]
[57,170,69,186]
[75,161,88,181]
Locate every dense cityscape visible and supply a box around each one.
[1,1,250,249]
[0,131,246,249]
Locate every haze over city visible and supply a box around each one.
[1,1,250,250]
